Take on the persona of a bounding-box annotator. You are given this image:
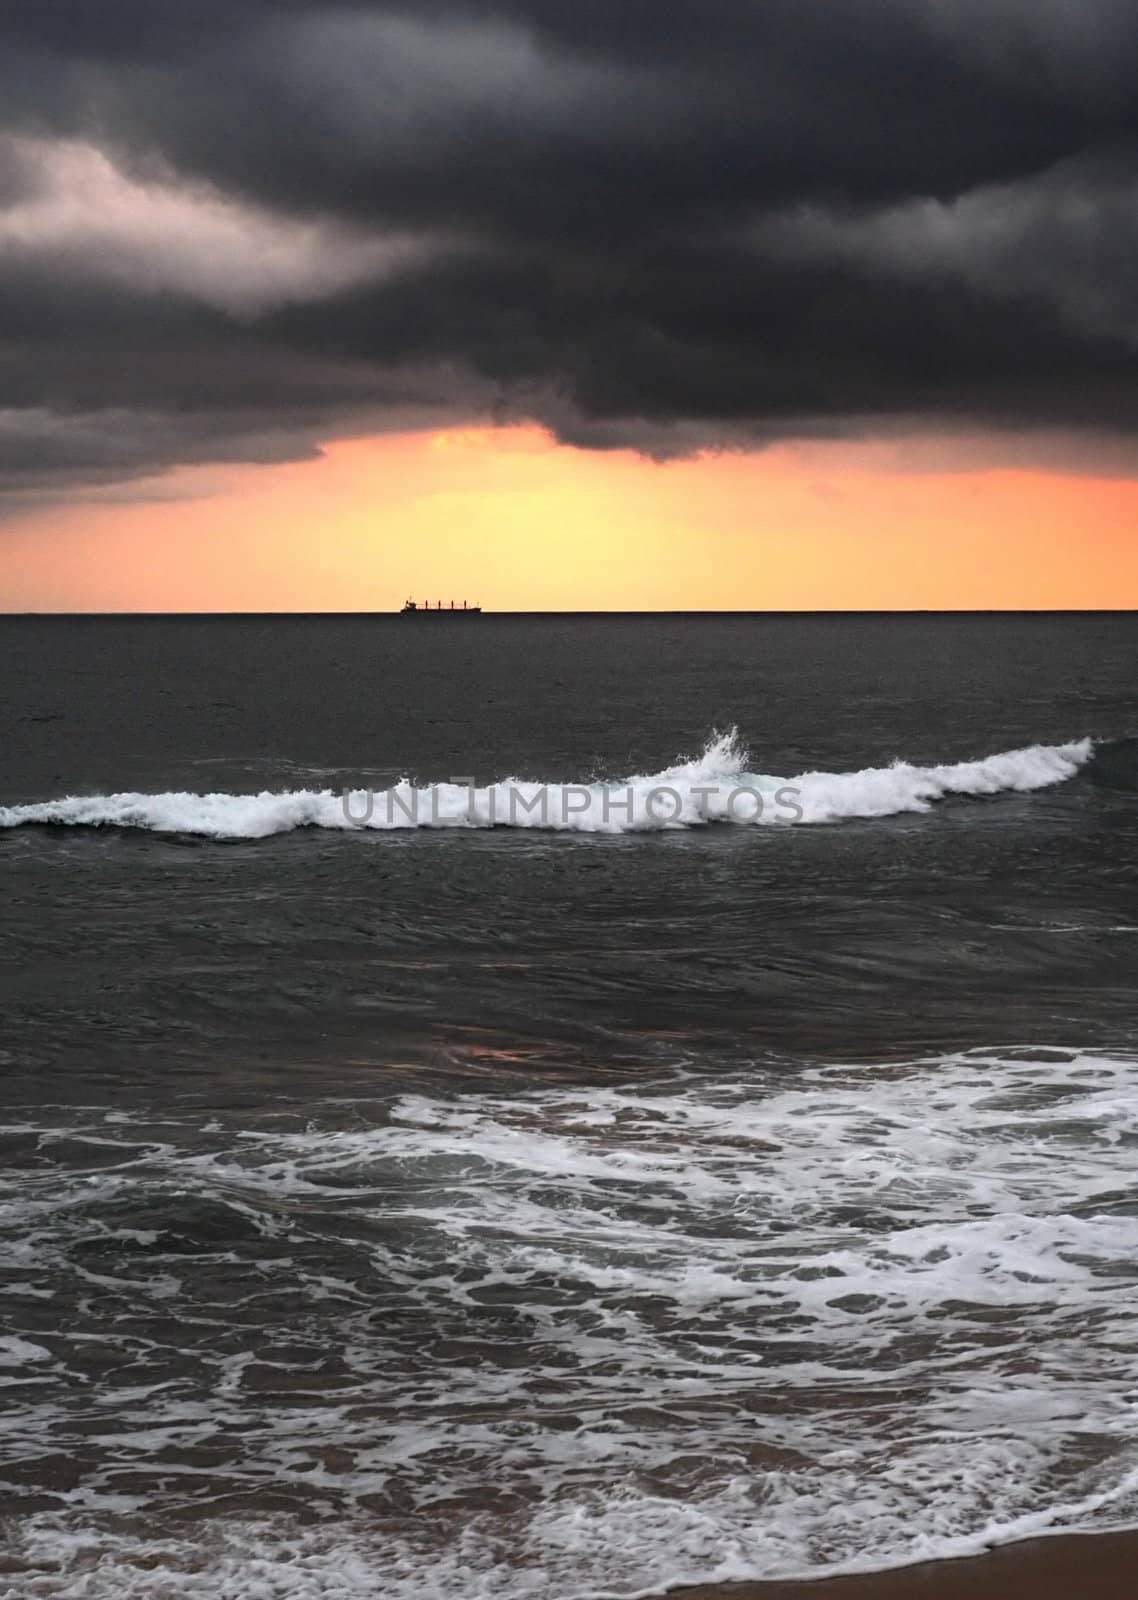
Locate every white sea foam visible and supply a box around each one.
[0,732,1094,837]
[4,1049,1138,1596]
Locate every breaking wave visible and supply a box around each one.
[0,732,1095,839]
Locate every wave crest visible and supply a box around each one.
[0,733,1094,839]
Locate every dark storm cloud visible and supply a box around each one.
[3,1,1138,497]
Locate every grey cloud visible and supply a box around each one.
[758,152,1138,349]
[0,135,441,318]
[3,2,1138,499]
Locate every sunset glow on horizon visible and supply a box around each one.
[5,8,1138,615]
[2,425,1137,613]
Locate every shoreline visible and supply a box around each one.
[659,1530,1138,1600]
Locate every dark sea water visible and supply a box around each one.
[1,613,1136,1598]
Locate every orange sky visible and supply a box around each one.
[2,425,1137,610]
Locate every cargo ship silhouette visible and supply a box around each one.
[400,599,482,615]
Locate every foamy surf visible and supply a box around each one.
[5,1049,1138,1598]
[0,732,1094,837]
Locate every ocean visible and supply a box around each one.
[1,612,1136,1598]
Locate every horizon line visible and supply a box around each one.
[1,608,1136,620]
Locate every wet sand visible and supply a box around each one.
[664,1530,1138,1600]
